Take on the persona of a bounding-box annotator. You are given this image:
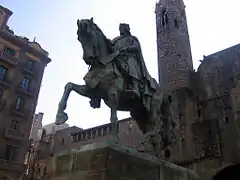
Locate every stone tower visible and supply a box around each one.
[155,0,193,91]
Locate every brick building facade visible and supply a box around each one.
[0,5,51,180]
[27,118,153,179]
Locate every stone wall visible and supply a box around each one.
[34,118,151,161]
[155,43,240,180]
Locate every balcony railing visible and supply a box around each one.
[0,76,12,87]
[22,63,38,76]
[5,128,24,141]
[10,105,31,118]
[0,51,18,66]
[0,159,25,173]
[18,86,35,97]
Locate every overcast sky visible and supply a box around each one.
[1,0,240,129]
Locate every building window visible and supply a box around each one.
[77,133,83,141]
[43,166,47,175]
[72,135,77,142]
[11,120,19,130]
[103,127,107,136]
[174,20,179,28]
[15,96,24,110]
[60,138,65,145]
[26,60,34,69]
[0,65,7,80]
[5,145,16,160]
[37,166,41,175]
[197,108,201,118]
[86,131,91,139]
[21,77,30,91]
[0,88,3,99]
[161,10,168,27]
[4,47,16,57]
[181,10,186,17]
[92,129,97,137]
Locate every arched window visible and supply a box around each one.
[161,10,168,27]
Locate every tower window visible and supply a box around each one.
[174,20,179,28]
[181,10,186,17]
[161,10,168,27]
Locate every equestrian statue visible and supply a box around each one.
[55,18,176,157]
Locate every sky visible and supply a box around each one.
[1,0,240,129]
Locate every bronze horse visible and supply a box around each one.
[55,18,176,157]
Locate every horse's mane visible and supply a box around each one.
[78,19,112,52]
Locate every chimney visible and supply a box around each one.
[34,112,44,123]
[0,5,13,30]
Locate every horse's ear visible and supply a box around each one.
[90,17,94,22]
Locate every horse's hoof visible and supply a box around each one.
[55,112,68,125]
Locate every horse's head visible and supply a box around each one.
[77,18,111,65]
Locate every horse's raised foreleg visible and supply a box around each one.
[55,82,94,125]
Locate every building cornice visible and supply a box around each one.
[0,30,51,65]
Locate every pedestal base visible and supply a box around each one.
[45,141,199,180]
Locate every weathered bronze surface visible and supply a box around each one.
[55,18,176,156]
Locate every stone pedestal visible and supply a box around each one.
[45,141,199,180]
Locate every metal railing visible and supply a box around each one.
[10,105,31,118]
[5,128,24,141]
[0,50,18,66]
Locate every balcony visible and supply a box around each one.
[0,51,18,66]
[5,128,24,141]
[18,86,35,97]
[0,76,12,88]
[10,105,31,118]
[22,63,38,76]
[0,159,25,173]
